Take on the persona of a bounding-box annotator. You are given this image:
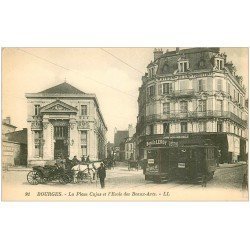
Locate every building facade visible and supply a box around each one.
[136,48,248,163]
[26,82,107,165]
[2,117,27,168]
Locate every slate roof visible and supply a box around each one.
[39,82,85,94]
[149,47,221,75]
[114,131,129,147]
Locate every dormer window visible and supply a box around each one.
[148,68,154,78]
[215,58,224,70]
[178,61,189,73]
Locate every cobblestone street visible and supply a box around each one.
[2,162,248,201]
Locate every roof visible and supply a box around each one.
[25,82,107,130]
[39,82,85,94]
[114,131,129,147]
[5,129,27,144]
[2,122,17,128]
[148,47,221,75]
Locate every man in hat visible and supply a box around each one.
[97,163,106,188]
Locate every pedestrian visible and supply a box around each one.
[201,164,207,187]
[97,163,106,188]
[72,155,80,166]
[81,155,86,164]
[86,155,90,163]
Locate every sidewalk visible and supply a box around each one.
[3,166,32,171]
[219,162,247,169]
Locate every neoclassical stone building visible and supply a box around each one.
[26,82,107,165]
[136,48,248,163]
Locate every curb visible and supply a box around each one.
[218,163,246,169]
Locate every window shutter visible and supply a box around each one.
[202,79,207,91]
[207,78,212,91]
[193,79,198,91]
[170,82,173,93]
[207,99,213,111]
[158,84,162,95]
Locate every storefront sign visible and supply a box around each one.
[178,163,185,168]
[164,134,189,139]
[148,159,154,164]
[169,141,178,147]
[146,139,167,147]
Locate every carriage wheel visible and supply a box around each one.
[59,175,70,184]
[27,171,41,185]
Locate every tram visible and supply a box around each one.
[144,138,218,183]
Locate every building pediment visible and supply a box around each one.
[40,100,78,114]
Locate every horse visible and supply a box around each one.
[71,161,104,183]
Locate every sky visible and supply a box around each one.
[2,47,248,142]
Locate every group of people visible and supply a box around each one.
[56,154,106,189]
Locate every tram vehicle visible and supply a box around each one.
[144,139,218,183]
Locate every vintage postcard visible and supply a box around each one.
[1,47,248,201]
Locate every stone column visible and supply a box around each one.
[42,118,53,160]
[88,126,96,160]
[69,119,78,159]
[27,122,34,163]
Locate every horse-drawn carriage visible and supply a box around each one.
[27,165,71,185]
[27,160,104,185]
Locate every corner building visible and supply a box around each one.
[26,82,107,165]
[136,48,248,163]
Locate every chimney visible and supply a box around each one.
[5,117,11,125]
[153,48,163,60]
[128,124,135,138]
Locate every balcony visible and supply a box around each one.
[172,89,195,98]
[145,110,247,127]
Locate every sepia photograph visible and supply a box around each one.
[1,47,249,201]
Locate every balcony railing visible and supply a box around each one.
[172,89,195,97]
[145,110,247,127]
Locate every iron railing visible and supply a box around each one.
[145,110,247,127]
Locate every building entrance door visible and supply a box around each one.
[53,125,69,159]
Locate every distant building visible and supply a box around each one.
[125,135,136,161]
[2,118,27,168]
[25,82,107,166]
[107,141,114,157]
[136,48,248,163]
[2,117,16,139]
[5,128,28,165]
[114,124,136,161]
